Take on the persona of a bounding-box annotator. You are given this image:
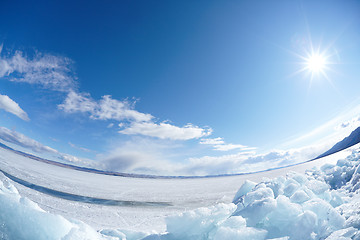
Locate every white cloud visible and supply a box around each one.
[58,91,95,113]
[60,91,212,141]
[119,121,212,140]
[0,49,76,92]
[200,137,225,145]
[58,91,153,122]
[200,137,254,151]
[0,94,29,121]
[0,126,57,154]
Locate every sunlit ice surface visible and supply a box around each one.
[1,144,360,239]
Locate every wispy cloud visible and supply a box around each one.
[200,137,255,151]
[119,121,212,140]
[0,46,76,92]
[58,91,153,122]
[0,126,57,153]
[68,142,92,153]
[200,137,225,145]
[0,94,29,121]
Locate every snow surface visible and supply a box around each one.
[0,144,351,232]
[0,145,360,239]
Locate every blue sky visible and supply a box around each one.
[0,0,360,175]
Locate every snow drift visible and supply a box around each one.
[1,148,360,239]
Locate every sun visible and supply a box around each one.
[291,46,334,86]
[306,53,327,73]
[300,49,332,84]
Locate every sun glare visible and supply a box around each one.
[291,45,335,86]
[306,54,326,73]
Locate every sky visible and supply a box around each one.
[0,0,360,175]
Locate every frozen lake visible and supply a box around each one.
[0,145,353,232]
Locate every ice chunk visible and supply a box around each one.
[329,190,344,207]
[288,172,307,184]
[0,177,110,240]
[141,234,166,240]
[290,210,318,240]
[211,216,267,240]
[264,177,284,198]
[243,186,274,207]
[220,216,247,228]
[321,163,336,173]
[263,195,302,238]
[236,197,277,226]
[306,179,329,195]
[290,189,310,203]
[165,203,236,239]
[350,164,360,192]
[212,224,267,240]
[283,181,299,197]
[0,189,72,240]
[303,198,345,238]
[0,172,19,195]
[324,227,358,240]
[232,180,256,204]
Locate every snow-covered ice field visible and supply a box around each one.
[1,144,360,239]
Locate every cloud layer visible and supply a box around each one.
[97,141,329,176]
[181,144,330,176]
[0,94,29,121]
